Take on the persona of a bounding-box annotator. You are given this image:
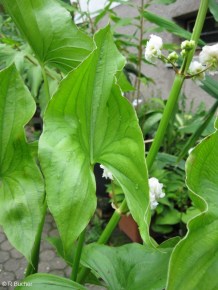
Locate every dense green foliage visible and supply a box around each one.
[0,0,218,289]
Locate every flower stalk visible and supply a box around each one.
[25,202,47,276]
[180,0,209,75]
[71,229,86,281]
[25,64,51,277]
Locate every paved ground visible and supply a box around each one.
[0,213,106,290]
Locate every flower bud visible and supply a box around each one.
[180,49,186,58]
[181,40,195,51]
[167,51,179,63]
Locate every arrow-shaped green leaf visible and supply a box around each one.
[1,0,94,73]
[167,117,218,289]
[82,243,172,290]
[0,65,44,262]
[39,26,150,257]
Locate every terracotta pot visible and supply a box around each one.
[119,215,142,243]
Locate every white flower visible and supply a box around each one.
[189,61,204,74]
[132,99,143,107]
[199,44,218,70]
[149,177,165,210]
[145,34,163,63]
[100,165,113,180]
[189,61,205,83]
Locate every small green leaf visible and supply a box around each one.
[0,43,25,71]
[152,224,173,234]
[39,26,151,256]
[26,65,43,99]
[142,112,162,135]
[15,274,87,290]
[167,118,218,290]
[2,0,94,73]
[156,208,181,225]
[181,207,201,224]
[82,243,172,290]
[0,65,44,262]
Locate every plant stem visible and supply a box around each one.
[76,199,127,283]
[71,229,86,281]
[180,0,209,75]
[24,54,57,80]
[41,65,51,103]
[98,199,127,244]
[25,201,47,276]
[26,62,51,276]
[135,0,145,102]
[86,1,95,34]
[146,74,185,169]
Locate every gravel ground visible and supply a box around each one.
[0,213,106,290]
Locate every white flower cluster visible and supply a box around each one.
[185,42,218,80]
[199,43,218,75]
[100,166,165,210]
[100,165,113,180]
[189,61,205,84]
[144,34,218,80]
[149,177,165,210]
[145,35,163,63]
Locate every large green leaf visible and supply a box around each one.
[209,0,218,21]
[82,243,172,290]
[1,0,94,73]
[0,65,44,261]
[39,26,151,257]
[167,118,218,289]
[143,11,205,46]
[15,274,87,290]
